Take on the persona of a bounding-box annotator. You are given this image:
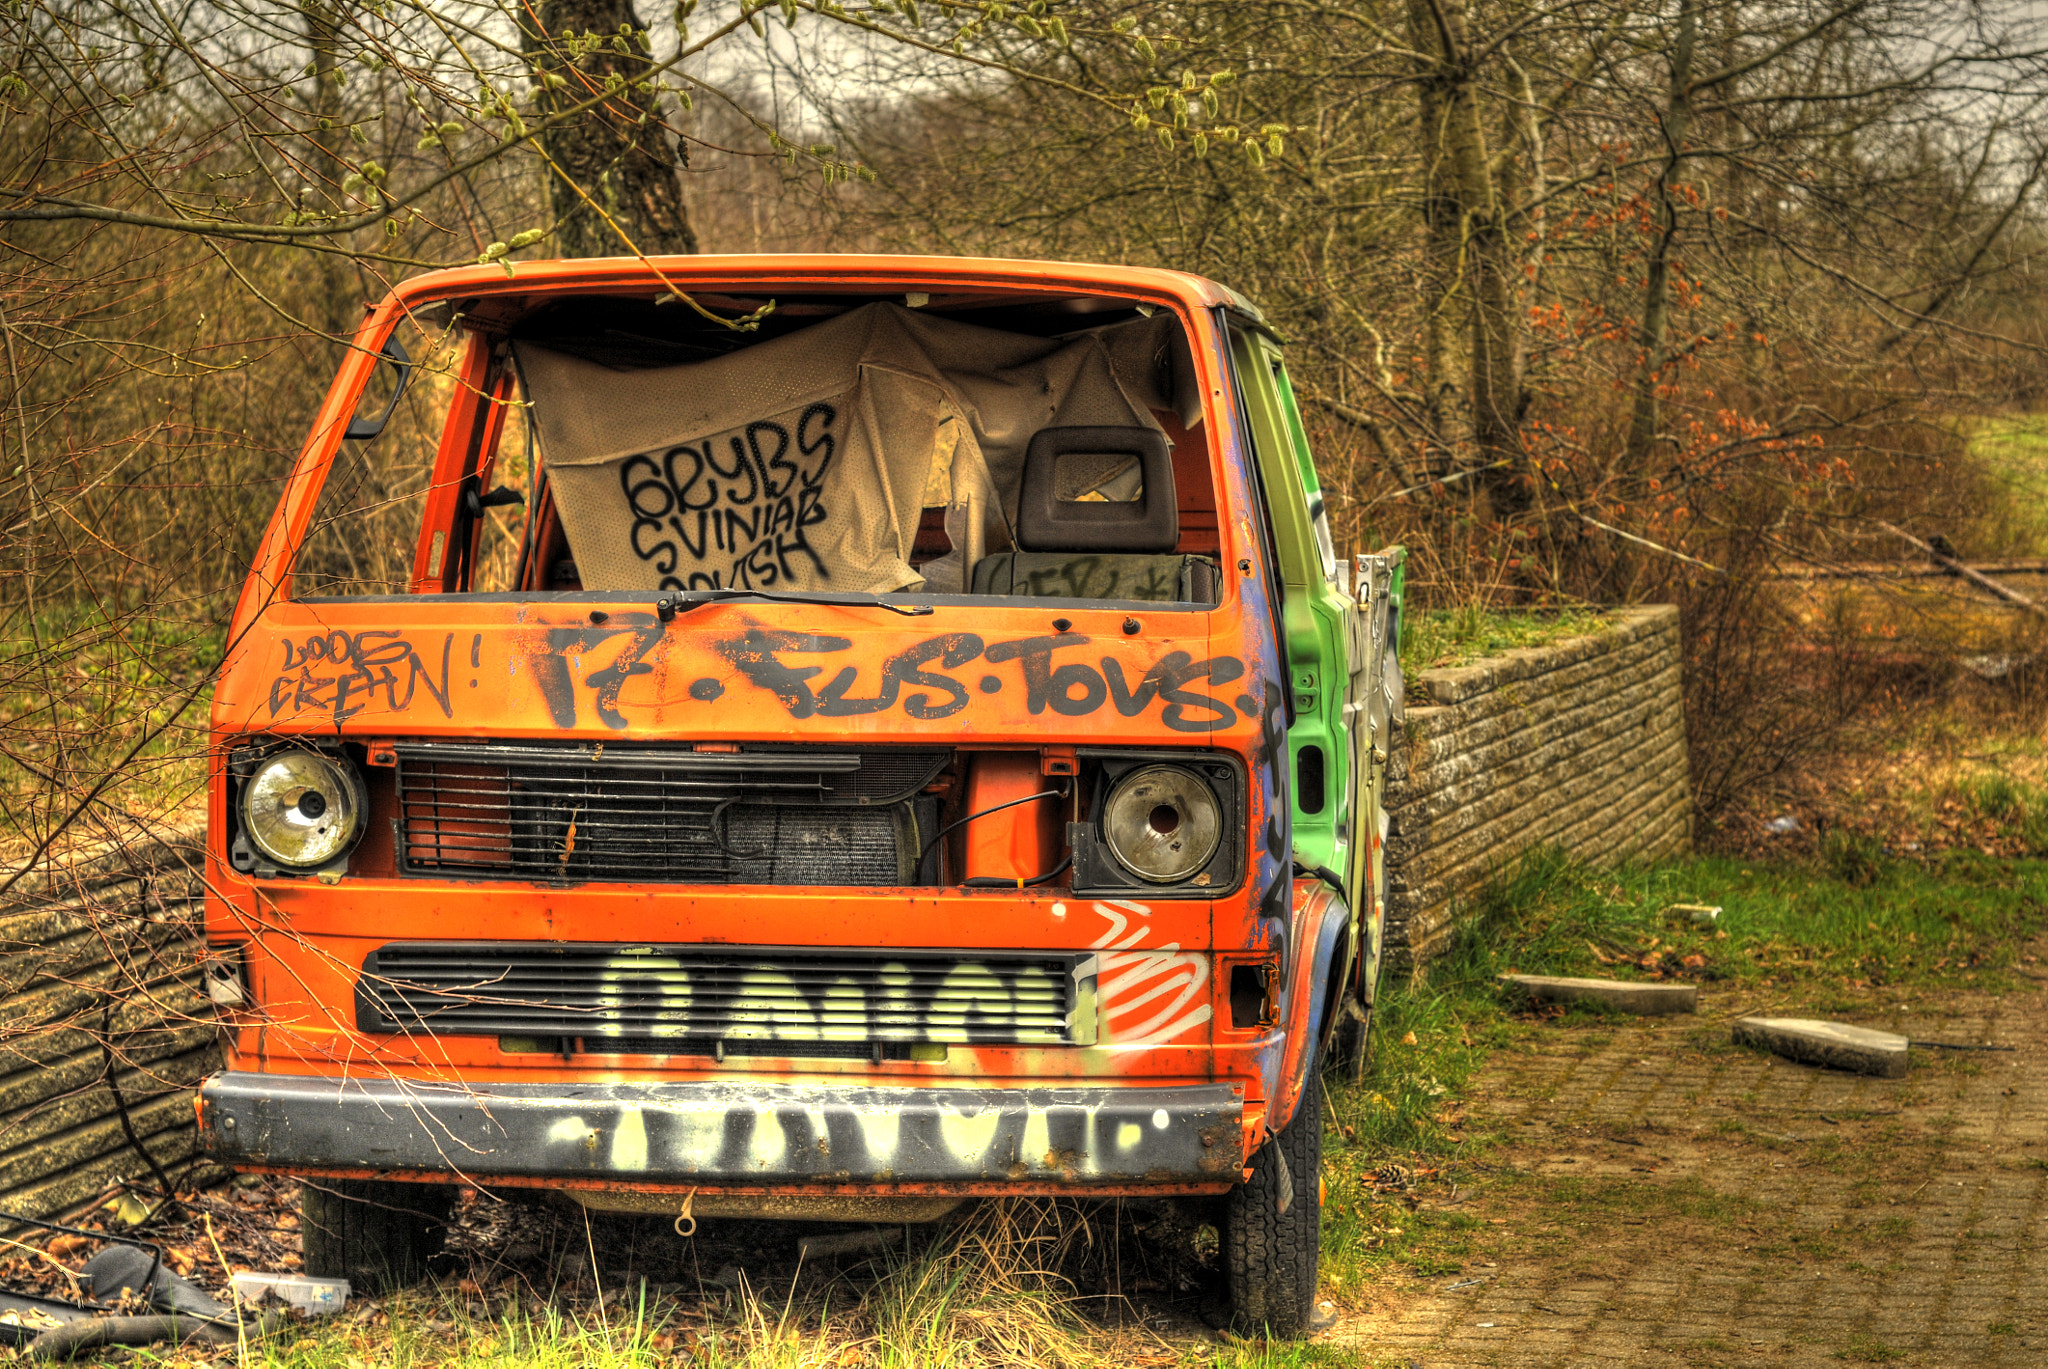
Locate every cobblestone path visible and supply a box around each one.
[1339,973,2048,1366]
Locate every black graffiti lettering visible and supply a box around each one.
[620,406,838,592]
[714,627,1244,729]
[713,629,848,719]
[673,509,710,561]
[1160,654,1244,732]
[351,630,413,671]
[266,631,456,725]
[889,635,983,720]
[528,618,664,730]
[715,629,987,720]
[797,403,835,464]
[982,635,1092,715]
[745,421,789,497]
[665,443,717,513]
[632,518,679,575]
[623,454,673,519]
[1047,663,1107,716]
[712,433,760,507]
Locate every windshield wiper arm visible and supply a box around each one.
[655,589,934,621]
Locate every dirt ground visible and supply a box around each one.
[1332,948,2048,1366]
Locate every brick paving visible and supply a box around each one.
[1338,974,2048,1366]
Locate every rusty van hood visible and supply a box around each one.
[215,597,1271,745]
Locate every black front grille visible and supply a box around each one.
[356,943,1098,1047]
[394,743,944,885]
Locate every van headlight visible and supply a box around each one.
[1101,765,1222,883]
[241,750,366,870]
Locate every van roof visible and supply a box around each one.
[383,253,1265,323]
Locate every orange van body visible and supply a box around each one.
[195,256,1392,1237]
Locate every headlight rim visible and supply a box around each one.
[238,746,367,871]
[1100,762,1224,885]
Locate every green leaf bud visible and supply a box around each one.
[1015,14,1042,36]
[340,172,365,194]
[904,0,922,23]
[1047,15,1066,43]
[780,0,796,23]
[416,131,441,150]
[348,123,369,146]
[479,241,509,262]
[1147,86,1167,108]
[361,160,387,183]
[1193,131,1209,156]
[1247,140,1265,166]
[1211,70,1236,85]
[747,9,764,34]
[1111,16,1134,33]
[1134,34,1155,63]
[1267,134,1283,156]
[809,143,834,156]
[1174,108,1186,130]
[637,27,652,50]
[1131,109,1150,130]
[678,90,694,109]
[500,259,517,278]
[1154,126,1173,151]
[439,121,463,138]
[509,227,548,248]
[1202,87,1218,117]
[1181,69,1196,90]
[384,217,399,237]
[1170,92,1185,115]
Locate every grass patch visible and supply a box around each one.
[1964,415,2048,556]
[1471,846,2048,994]
[0,603,220,847]
[1836,1332,1906,1363]
[1399,605,1611,676]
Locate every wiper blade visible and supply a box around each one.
[655,589,934,620]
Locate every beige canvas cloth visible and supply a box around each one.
[515,303,1189,595]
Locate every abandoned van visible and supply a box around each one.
[195,255,1404,1336]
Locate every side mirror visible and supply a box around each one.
[343,335,414,441]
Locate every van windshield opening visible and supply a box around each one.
[292,290,1223,609]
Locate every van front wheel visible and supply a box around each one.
[1224,1070,1322,1336]
[300,1178,452,1291]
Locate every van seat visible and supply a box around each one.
[970,552,1219,604]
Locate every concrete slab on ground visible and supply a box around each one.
[1733,1016,1910,1078]
[1499,973,1698,1015]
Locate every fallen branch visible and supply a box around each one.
[1873,521,2048,621]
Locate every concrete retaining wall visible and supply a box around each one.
[1384,605,1691,966]
[0,828,217,1224]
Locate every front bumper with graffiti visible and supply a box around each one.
[197,1072,1246,1189]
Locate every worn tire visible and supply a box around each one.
[1225,1069,1322,1336]
[300,1178,452,1291]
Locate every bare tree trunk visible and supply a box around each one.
[1409,0,1477,478]
[1626,0,1700,464]
[522,0,698,257]
[1409,0,1527,516]
[300,0,358,339]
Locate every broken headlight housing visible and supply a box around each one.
[1069,750,1241,896]
[1101,764,1223,883]
[233,747,367,874]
